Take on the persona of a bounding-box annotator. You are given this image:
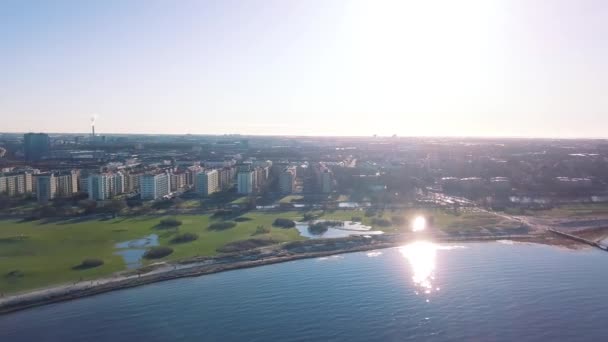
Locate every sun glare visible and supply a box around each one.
[412,216,427,232]
[399,241,437,294]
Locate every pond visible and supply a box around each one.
[295,220,384,239]
[114,234,159,269]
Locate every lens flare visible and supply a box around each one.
[412,216,426,232]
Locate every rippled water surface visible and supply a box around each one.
[2,242,608,342]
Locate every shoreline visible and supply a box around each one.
[0,233,580,315]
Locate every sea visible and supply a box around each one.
[1,241,608,341]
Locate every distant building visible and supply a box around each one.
[125,172,142,193]
[237,171,254,194]
[88,172,124,201]
[55,170,78,197]
[140,173,171,200]
[218,167,235,190]
[320,168,333,193]
[196,170,219,196]
[24,133,51,161]
[170,172,187,192]
[88,174,110,201]
[185,165,203,187]
[279,166,296,194]
[0,172,33,196]
[112,172,125,195]
[35,173,56,203]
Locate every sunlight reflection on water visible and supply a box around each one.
[399,242,465,299]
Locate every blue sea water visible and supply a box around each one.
[2,242,608,342]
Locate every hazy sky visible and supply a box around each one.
[2,0,608,137]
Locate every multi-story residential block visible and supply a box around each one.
[125,172,142,193]
[170,172,187,192]
[196,170,219,196]
[88,172,124,201]
[279,166,296,194]
[56,170,78,197]
[140,173,171,200]
[0,172,34,196]
[237,171,254,194]
[88,174,110,201]
[35,173,57,203]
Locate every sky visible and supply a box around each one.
[1,0,608,138]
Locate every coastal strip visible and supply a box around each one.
[0,233,572,315]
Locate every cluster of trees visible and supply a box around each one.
[171,232,198,244]
[208,221,237,231]
[308,220,343,235]
[72,258,104,270]
[159,217,182,228]
[143,246,173,259]
[272,218,295,228]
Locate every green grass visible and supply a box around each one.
[177,200,201,209]
[229,196,250,204]
[0,212,304,294]
[278,195,303,204]
[0,208,513,294]
[533,203,608,218]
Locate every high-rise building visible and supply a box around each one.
[0,175,6,194]
[125,172,142,193]
[140,173,171,200]
[279,166,296,194]
[320,168,333,193]
[88,174,110,201]
[218,167,235,190]
[1,173,32,196]
[237,171,254,194]
[24,133,51,161]
[88,172,124,201]
[0,171,33,196]
[112,172,125,196]
[56,170,78,197]
[196,170,219,196]
[35,173,57,203]
[170,172,187,192]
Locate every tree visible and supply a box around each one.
[106,199,127,217]
[78,199,97,215]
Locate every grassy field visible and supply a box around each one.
[0,208,511,294]
[278,195,304,203]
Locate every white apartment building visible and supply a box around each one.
[140,173,171,200]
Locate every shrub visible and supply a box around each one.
[371,218,391,227]
[73,258,104,270]
[308,221,343,235]
[171,232,199,244]
[234,217,252,222]
[272,218,296,228]
[364,209,376,217]
[302,212,322,221]
[208,221,237,231]
[143,246,174,259]
[252,225,271,235]
[351,216,362,222]
[5,270,25,278]
[158,217,182,229]
[212,209,233,218]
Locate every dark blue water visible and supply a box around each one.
[2,242,608,342]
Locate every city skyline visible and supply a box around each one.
[2,0,608,138]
